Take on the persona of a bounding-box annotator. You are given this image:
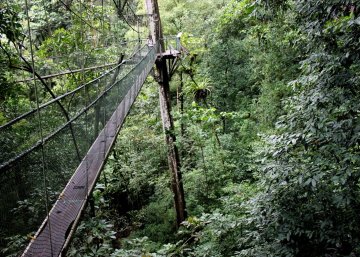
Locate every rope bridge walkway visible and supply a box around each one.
[0,42,179,256]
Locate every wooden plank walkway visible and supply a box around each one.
[22,49,156,257]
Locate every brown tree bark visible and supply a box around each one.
[145,0,187,227]
[156,58,187,226]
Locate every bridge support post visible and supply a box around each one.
[145,0,187,227]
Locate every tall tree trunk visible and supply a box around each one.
[145,0,187,227]
[157,58,187,226]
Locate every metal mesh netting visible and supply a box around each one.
[0,44,156,256]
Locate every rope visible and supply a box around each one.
[78,0,90,206]
[101,0,109,186]
[79,0,86,84]
[84,75,90,202]
[24,0,54,255]
[121,13,141,33]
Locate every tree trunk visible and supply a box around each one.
[145,0,187,227]
[156,58,187,227]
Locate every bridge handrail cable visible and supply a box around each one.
[0,44,150,173]
[0,45,147,131]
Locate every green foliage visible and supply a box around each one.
[0,2,22,105]
[0,2,22,43]
[232,1,360,256]
[67,218,117,257]
[160,0,227,36]
[0,234,27,257]
[129,183,177,244]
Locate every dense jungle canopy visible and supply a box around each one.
[1,0,360,256]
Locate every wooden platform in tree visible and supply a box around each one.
[159,49,181,59]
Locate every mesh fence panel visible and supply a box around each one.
[0,147,48,253]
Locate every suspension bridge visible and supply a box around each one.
[0,0,188,255]
[0,38,183,256]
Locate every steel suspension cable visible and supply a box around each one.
[24,0,54,255]
[78,0,90,206]
[101,0,109,186]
